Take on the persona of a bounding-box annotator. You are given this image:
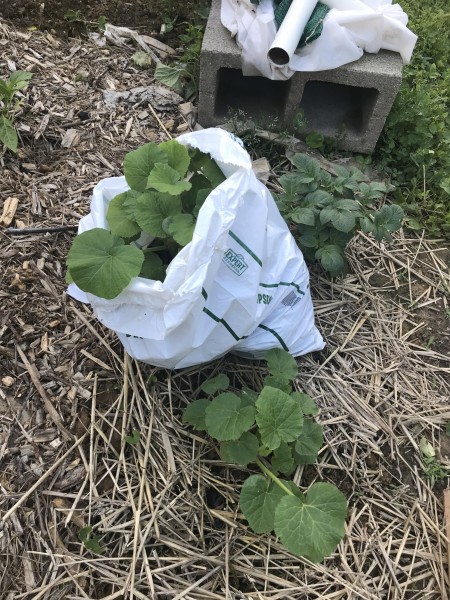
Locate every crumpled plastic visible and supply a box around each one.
[221,0,417,79]
[68,128,325,369]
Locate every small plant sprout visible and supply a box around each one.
[0,71,33,152]
[419,437,449,487]
[183,349,347,562]
[66,139,225,299]
[78,525,104,555]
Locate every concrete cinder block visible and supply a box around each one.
[198,0,403,153]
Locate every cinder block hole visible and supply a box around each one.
[215,68,290,123]
[299,81,379,134]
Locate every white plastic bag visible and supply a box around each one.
[68,128,324,369]
[221,0,417,79]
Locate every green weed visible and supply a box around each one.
[0,71,32,152]
[376,0,450,238]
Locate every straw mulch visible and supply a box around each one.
[1,19,450,600]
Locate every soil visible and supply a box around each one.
[0,0,201,38]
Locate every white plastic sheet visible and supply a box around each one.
[68,128,325,369]
[221,0,417,79]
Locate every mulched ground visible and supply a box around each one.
[1,11,450,600]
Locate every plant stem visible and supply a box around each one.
[256,458,294,496]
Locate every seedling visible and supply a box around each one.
[155,22,205,99]
[78,525,104,554]
[66,139,225,299]
[277,154,404,276]
[0,71,32,152]
[419,437,449,487]
[125,429,141,445]
[183,349,347,562]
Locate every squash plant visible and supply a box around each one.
[66,139,225,299]
[183,349,347,563]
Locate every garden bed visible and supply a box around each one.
[1,14,450,600]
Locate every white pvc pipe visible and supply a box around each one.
[268,0,317,66]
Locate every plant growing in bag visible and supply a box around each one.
[66,139,225,299]
[182,349,347,562]
[276,154,404,276]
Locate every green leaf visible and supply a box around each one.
[193,188,212,217]
[182,399,211,431]
[84,537,103,555]
[305,132,324,149]
[291,154,321,182]
[140,251,166,281]
[290,207,317,226]
[0,78,10,97]
[271,441,295,475]
[66,228,144,299]
[263,375,292,393]
[274,482,347,562]
[165,213,195,246]
[298,229,319,249]
[315,245,346,276]
[240,387,259,407]
[357,181,387,202]
[147,163,192,195]
[320,207,356,233]
[120,189,141,220]
[188,148,210,171]
[201,157,226,187]
[181,172,211,212]
[154,63,183,92]
[255,387,303,451]
[265,348,298,382]
[78,526,93,542]
[239,474,286,533]
[332,164,350,178]
[279,172,301,197]
[106,192,141,238]
[0,115,18,152]
[135,191,182,238]
[9,70,33,91]
[372,205,404,240]
[220,432,259,465]
[132,51,153,68]
[159,139,191,178]
[334,199,360,211]
[294,420,324,464]
[205,392,256,441]
[125,429,141,445]
[124,143,168,192]
[290,392,319,416]
[305,190,334,208]
[78,526,104,555]
[201,374,230,395]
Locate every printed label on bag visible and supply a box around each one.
[281,290,302,309]
[257,293,273,305]
[222,249,248,276]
